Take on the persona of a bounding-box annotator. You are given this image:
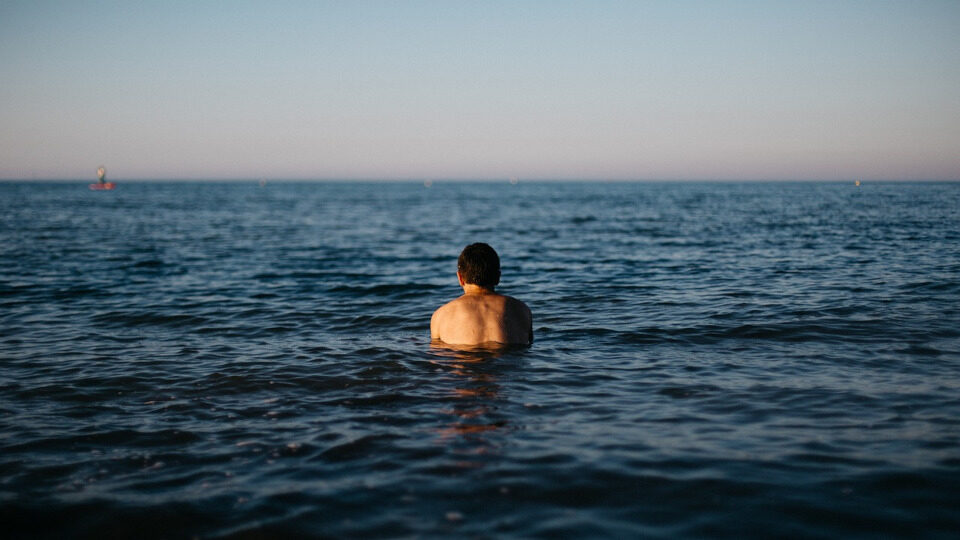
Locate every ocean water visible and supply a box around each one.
[1,180,958,538]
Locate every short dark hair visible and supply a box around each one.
[457,243,500,288]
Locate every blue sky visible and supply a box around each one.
[1,0,958,180]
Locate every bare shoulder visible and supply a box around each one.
[430,297,462,338]
[501,294,533,344]
[432,293,532,345]
[503,295,532,317]
[433,295,468,315]
[431,298,455,325]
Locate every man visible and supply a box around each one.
[431,243,533,346]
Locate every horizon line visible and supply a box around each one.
[2,177,959,183]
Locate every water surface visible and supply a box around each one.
[1,181,958,537]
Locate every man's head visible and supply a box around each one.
[457,243,501,288]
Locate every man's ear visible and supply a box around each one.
[457,270,465,286]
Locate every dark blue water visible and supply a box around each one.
[1,181,959,538]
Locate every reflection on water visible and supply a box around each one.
[428,344,522,459]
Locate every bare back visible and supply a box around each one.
[431,292,532,346]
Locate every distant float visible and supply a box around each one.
[90,166,116,190]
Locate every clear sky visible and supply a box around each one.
[1,0,958,181]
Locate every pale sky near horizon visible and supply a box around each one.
[1,0,958,181]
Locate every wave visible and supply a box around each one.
[551,318,959,345]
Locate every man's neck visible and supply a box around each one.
[461,283,495,296]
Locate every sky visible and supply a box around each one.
[1,0,958,181]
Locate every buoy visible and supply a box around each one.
[89,165,116,190]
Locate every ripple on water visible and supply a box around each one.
[1,181,959,537]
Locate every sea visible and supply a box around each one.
[1,180,958,538]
